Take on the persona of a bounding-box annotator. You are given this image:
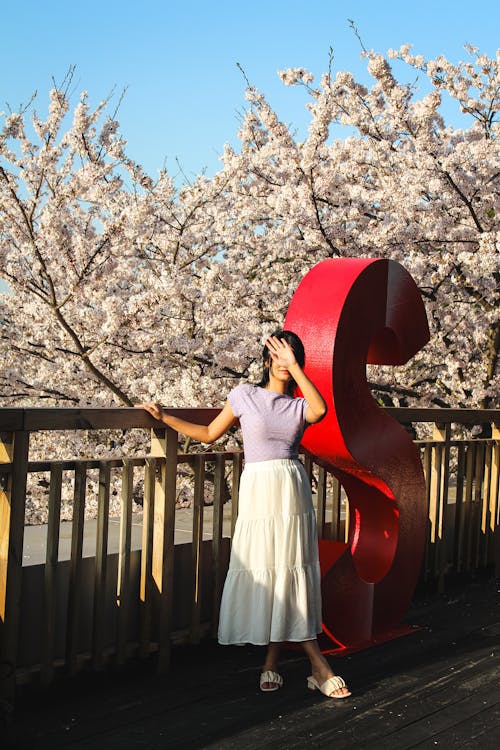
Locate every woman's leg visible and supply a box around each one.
[301,639,351,697]
[261,641,282,689]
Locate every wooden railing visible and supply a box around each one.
[0,406,499,705]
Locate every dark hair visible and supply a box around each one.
[257,329,305,396]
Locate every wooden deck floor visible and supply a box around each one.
[6,574,500,750]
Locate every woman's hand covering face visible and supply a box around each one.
[266,336,297,370]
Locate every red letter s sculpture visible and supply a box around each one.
[284,258,430,650]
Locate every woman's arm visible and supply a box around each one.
[288,364,327,424]
[135,401,237,443]
[266,336,327,424]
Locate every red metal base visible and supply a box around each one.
[317,622,421,656]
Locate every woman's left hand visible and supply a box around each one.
[266,336,298,370]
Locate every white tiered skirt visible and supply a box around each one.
[217,458,323,645]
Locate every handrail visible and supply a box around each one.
[383,407,500,424]
[0,405,498,432]
[0,407,220,432]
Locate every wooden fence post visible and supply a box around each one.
[329,473,342,541]
[0,430,29,714]
[66,462,87,675]
[116,460,133,666]
[151,426,178,672]
[230,453,242,536]
[92,462,110,669]
[41,463,63,685]
[211,454,225,637]
[492,423,500,577]
[139,458,155,658]
[421,443,432,582]
[429,423,451,591]
[316,466,327,538]
[190,455,205,644]
[452,444,466,573]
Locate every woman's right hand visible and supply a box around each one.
[135,402,165,422]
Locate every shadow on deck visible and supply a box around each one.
[6,574,500,750]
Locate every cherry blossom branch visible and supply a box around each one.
[442,171,484,233]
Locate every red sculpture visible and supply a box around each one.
[284,258,430,650]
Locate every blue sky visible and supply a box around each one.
[1,0,498,183]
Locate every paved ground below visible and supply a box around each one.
[6,574,500,750]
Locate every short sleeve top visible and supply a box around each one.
[228,383,308,463]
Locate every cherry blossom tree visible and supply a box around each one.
[216,44,499,409]
[0,71,245,413]
[1,45,498,420]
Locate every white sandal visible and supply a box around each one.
[307,674,351,699]
[260,670,283,692]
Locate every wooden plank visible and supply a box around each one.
[429,439,442,547]
[190,455,205,643]
[116,460,133,666]
[383,407,500,424]
[161,427,178,671]
[65,462,87,675]
[303,454,313,484]
[354,683,500,750]
[473,443,485,569]
[316,465,327,538]
[179,450,240,465]
[436,424,451,592]
[212,454,225,637]
[0,486,11,622]
[484,437,499,569]
[25,451,240,474]
[139,458,155,658]
[480,442,492,567]
[421,444,432,582]
[151,435,167,592]
[452,443,466,572]
[489,431,499,574]
[0,412,24,433]
[41,463,63,685]
[92,463,110,669]
[21,407,221,432]
[27,456,150,473]
[464,442,476,572]
[231,452,242,536]
[427,424,450,583]
[330,474,342,541]
[343,493,350,543]
[151,427,178,672]
[0,431,14,463]
[0,430,29,708]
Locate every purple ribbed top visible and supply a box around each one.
[228,383,308,463]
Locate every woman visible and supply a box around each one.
[138,331,350,699]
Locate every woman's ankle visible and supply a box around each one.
[310,654,332,675]
[262,662,278,672]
